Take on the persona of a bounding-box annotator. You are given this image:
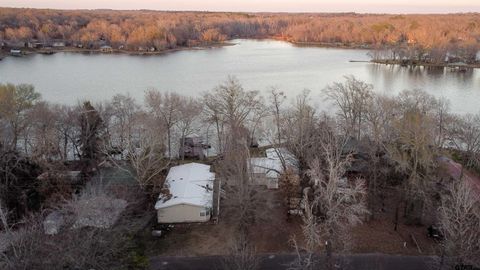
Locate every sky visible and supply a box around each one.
[0,0,479,13]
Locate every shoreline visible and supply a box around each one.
[371,59,480,69]
[0,41,236,58]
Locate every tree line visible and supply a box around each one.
[0,8,479,61]
[1,76,479,269]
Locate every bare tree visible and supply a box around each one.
[222,231,261,270]
[175,96,203,160]
[323,76,373,140]
[283,90,318,167]
[203,76,262,153]
[110,94,139,158]
[432,97,451,149]
[27,102,64,166]
[364,94,397,219]
[438,180,480,268]
[55,105,81,161]
[268,88,287,145]
[0,83,41,150]
[145,90,182,159]
[288,197,321,270]
[447,113,480,173]
[127,127,170,191]
[218,127,268,231]
[304,126,369,269]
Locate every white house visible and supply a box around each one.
[249,148,299,189]
[155,163,215,223]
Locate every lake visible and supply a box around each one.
[1,39,479,114]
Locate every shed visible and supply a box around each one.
[179,134,211,159]
[155,163,215,223]
[249,148,299,189]
[250,157,282,189]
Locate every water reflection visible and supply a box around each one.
[0,39,479,114]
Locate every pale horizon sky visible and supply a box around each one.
[0,0,479,13]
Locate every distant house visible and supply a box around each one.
[249,148,299,189]
[52,41,65,48]
[155,163,215,223]
[179,134,211,159]
[10,49,22,56]
[100,45,113,53]
[34,42,44,48]
[447,62,469,72]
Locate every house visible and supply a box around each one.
[438,156,480,196]
[249,147,299,189]
[447,62,469,72]
[155,163,215,223]
[341,137,376,174]
[10,49,22,56]
[179,134,211,159]
[52,41,65,48]
[100,45,113,53]
[33,42,44,48]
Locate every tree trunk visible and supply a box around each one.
[167,127,172,159]
[394,203,399,231]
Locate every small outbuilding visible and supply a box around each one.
[155,163,215,223]
[250,157,283,189]
[179,134,211,159]
[249,147,299,189]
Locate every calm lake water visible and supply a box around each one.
[1,39,479,114]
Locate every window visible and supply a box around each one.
[200,211,206,217]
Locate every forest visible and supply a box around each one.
[0,8,479,63]
[0,76,479,269]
